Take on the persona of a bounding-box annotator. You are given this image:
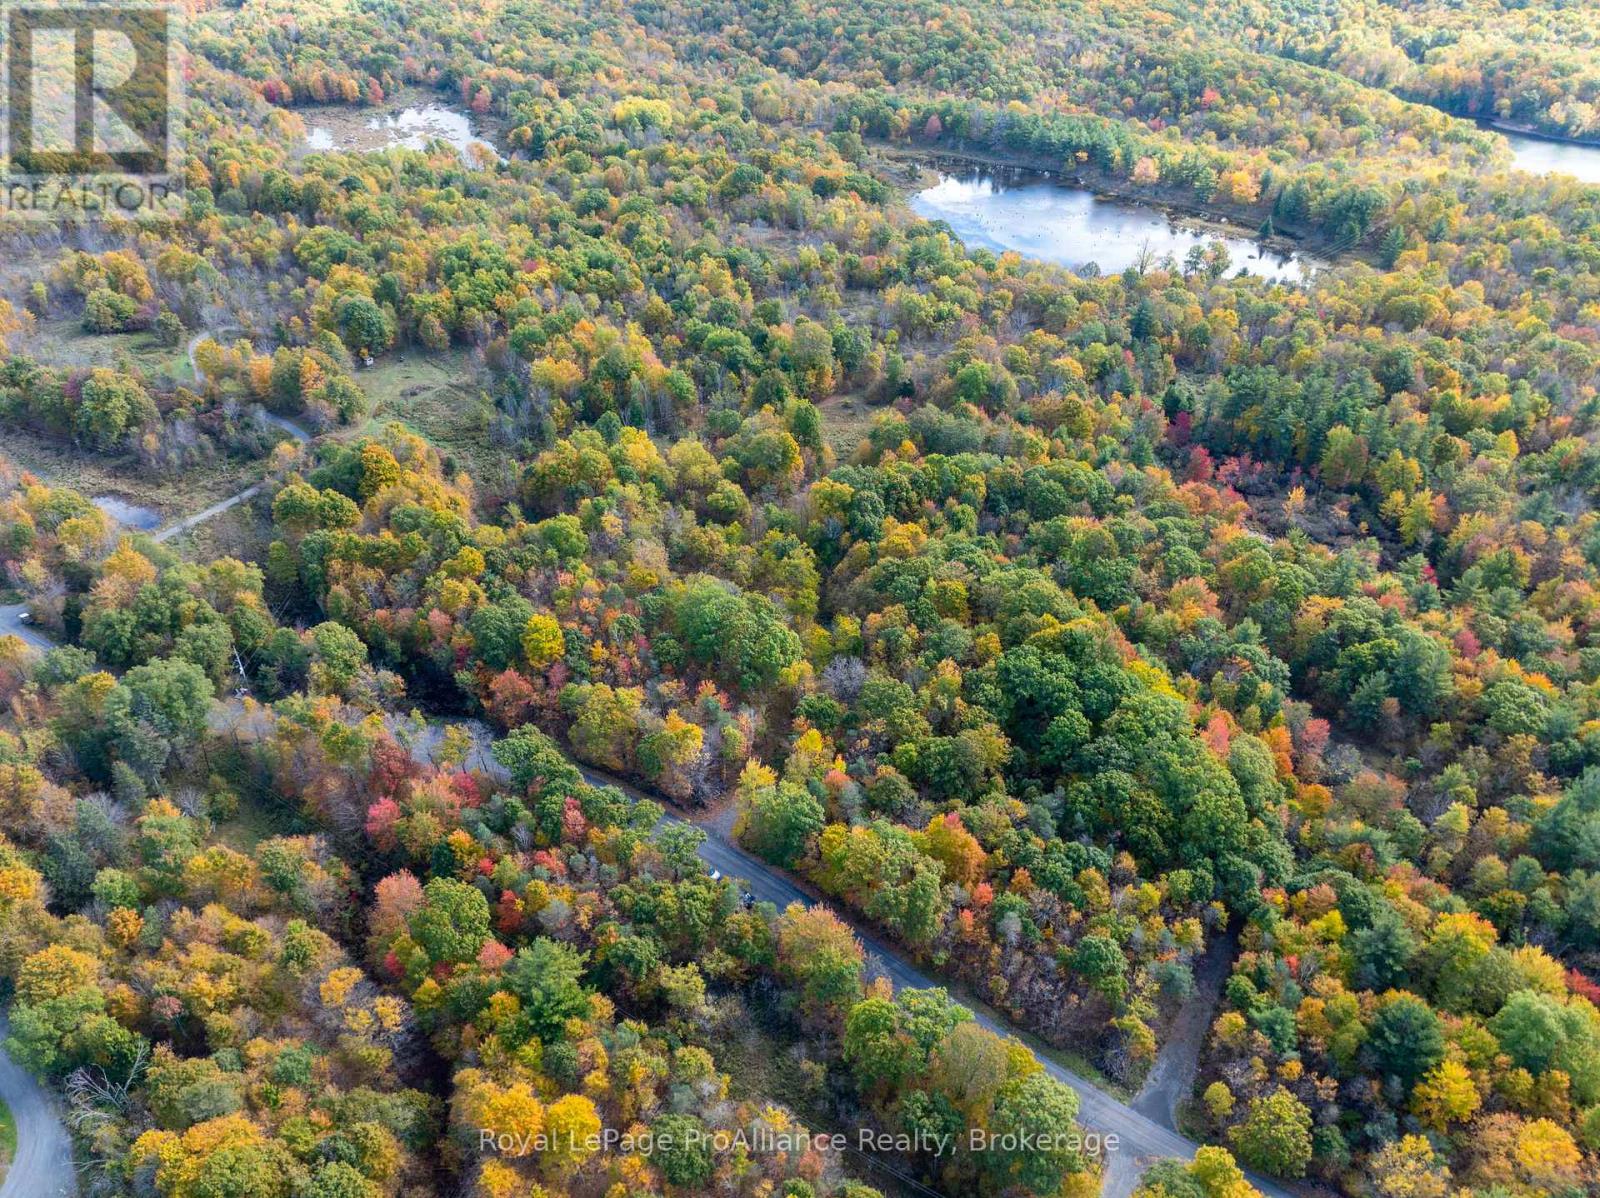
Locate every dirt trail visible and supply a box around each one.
[1132,927,1238,1133]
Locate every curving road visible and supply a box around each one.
[0,1019,75,1198]
[8,574,1296,1195]
[0,329,310,1198]
[0,605,54,652]
[187,330,313,442]
[1133,929,1237,1136]
[567,761,1299,1198]
[131,332,310,546]
[376,725,1294,1197]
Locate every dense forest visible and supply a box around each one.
[0,2,1598,1198]
[1130,0,1600,140]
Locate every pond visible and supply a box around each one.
[304,103,503,166]
[1491,126,1600,185]
[93,495,161,531]
[911,165,1325,284]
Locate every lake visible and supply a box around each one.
[93,496,161,531]
[1492,126,1600,185]
[911,166,1325,283]
[305,103,503,166]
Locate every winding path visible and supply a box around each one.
[140,333,310,544]
[148,481,274,544]
[0,329,312,1196]
[0,1019,75,1198]
[187,331,313,446]
[4,338,308,643]
[185,330,208,383]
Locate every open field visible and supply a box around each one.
[818,392,883,462]
[211,789,306,854]
[19,317,196,387]
[2,337,482,562]
[354,348,496,469]
[154,489,279,565]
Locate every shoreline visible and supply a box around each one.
[1475,116,1600,151]
[878,141,1338,264]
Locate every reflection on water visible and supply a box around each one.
[911,166,1325,284]
[93,496,161,531]
[305,104,503,165]
[1492,126,1600,185]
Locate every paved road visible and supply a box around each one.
[9,634,1295,1195]
[0,605,55,652]
[0,612,76,1196]
[0,1019,75,1198]
[0,364,308,1196]
[567,762,1297,1198]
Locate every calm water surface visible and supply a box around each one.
[1493,127,1600,185]
[911,167,1325,283]
[306,104,502,165]
[93,496,160,531]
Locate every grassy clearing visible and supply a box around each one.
[819,392,884,462]
[156,491,278,566]
[711,995,826,1113]
[212,792,302,854]
[0,317,254,527]
[20,316,195,386]
[355,348,496,472]
[0,427,247,522]
[1,340,483,561]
